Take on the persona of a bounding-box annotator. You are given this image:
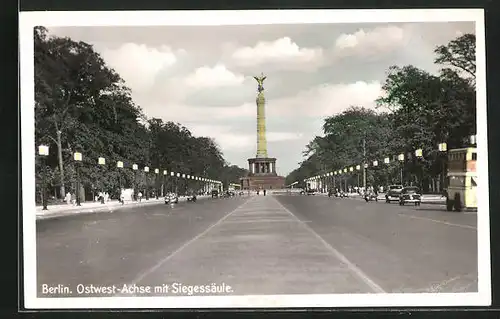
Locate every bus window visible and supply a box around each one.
[448,175,466,187]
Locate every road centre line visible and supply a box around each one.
[223,219,311,224]
[398,214,477,230]
[271,197,386,294]
[118,197,255,292]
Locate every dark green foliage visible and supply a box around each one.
[286,33,476,192]
[34,27,247,201]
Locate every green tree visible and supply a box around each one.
[35,26,142,199]
[34,28,250,202]
[434,33,476,83]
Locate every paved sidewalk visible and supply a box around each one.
[35,195,212,220]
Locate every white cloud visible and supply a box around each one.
[100,43,177,93]
[231,37,324,67]
[268,81,384,118]
[147,81,383,140]
[188,124,302,152]
[148,102,255,124]
[268,132,304,141]
[184,64,244,88]
[334,26,407,57]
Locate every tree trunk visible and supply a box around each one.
[56,130,65,201]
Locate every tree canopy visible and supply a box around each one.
[286,33,477,193]
[34,27,247,202]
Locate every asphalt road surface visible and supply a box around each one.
[36,194,477,298]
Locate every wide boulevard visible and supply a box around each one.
[36,193,477,297]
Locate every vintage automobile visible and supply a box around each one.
[364,191,378,202]
[385,185,404,203]
[164,192,179,204]
[211,189,219,198]
[306,188,316,195]
[399,186,422,206]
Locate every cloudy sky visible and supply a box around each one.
[48,22,474,176]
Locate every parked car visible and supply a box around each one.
[211,189,219,198]
[164,193,179,204]
[306,189,316,195]
[187,194,197,202]
[399,186,422,206]
[385,185,404,203]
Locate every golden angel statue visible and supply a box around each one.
[254,73,267,92]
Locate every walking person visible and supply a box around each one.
[65,191,71,205]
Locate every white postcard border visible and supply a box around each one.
[19,9,490,309]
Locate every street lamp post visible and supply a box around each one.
[132,164,138,201]
[170,171,175,193]
[182,174,186,195]
[117,161,124,203]
[144,166,150,200]
[74,152,82,206]
[415,148,423,190]
[384,157,390,186]
[356,165,361,188]
[333,171,337,190]
[98,157,106,203]
[372,161,378,191]
[176,173,180,194]
[362,138,367,190]
[155,168,159,199]
[363,164,368,190]
[349,167,354,192]
[38,145,49,210]
[163,170,167,197]
[438,143,447,192]
[398,153,405,186]
[343,168,348,192]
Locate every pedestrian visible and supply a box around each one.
[65,191,71,205]
[138,191,142,202]
[263,189,267,196]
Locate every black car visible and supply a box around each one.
[399,186,422,206]
[385,185,404,203]
[186,192,197,202]
[211,189,219,198]
[164,193,179,204]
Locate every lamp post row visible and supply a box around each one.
[37,145,223,209]
[304,141,456,192]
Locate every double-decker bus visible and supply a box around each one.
[445,147,477,212]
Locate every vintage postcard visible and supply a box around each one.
[19,9,489,309]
